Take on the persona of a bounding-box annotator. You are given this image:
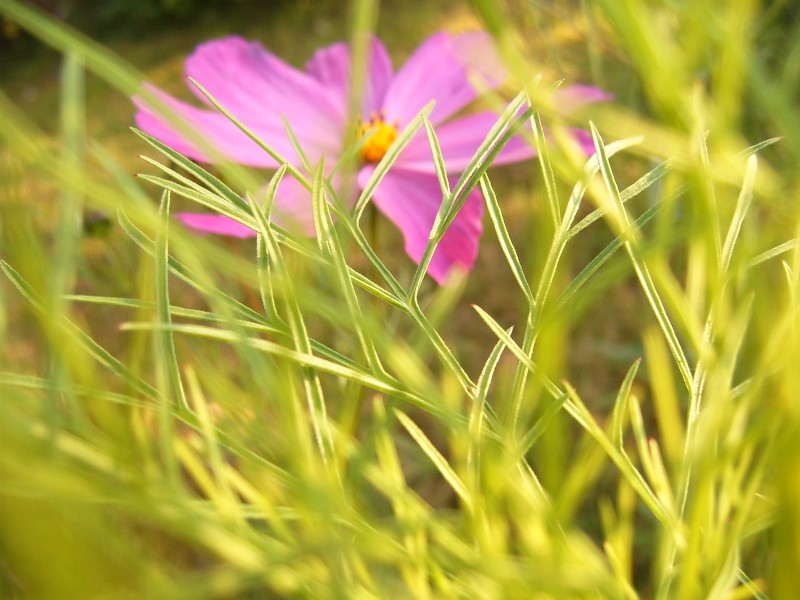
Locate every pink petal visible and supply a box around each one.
[305,37,394,117]
[568,127,598,156]
[184,36,344,161]
[396,110,535,172]
[362,38,395,115]
[134,86,283,167]
[358,167,483,284]
[304,41,350,113]
[176,213,257,237]
[553,84,613,110]
[382,31,507,126]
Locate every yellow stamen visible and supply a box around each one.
[357,113,398,163]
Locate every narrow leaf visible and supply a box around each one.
[395,409,474,511]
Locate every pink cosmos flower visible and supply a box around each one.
[134,32,609,283]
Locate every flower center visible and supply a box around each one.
[357,113,398,163]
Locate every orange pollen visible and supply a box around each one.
[357,114,398,163]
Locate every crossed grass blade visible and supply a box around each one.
[310,159,384,373]
[590,123,694,391]
[472,303,675,528]
[133,128,252,212]
[406,115,454,300]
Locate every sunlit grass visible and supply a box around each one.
[1,0,799,597]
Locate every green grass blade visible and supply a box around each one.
[247,159,336,470]
[407,117,456,299]
[254,166,289,322]
[472,304,562,399]
[467,335,507,492]
[480,174,534,303]
[394,409,474,512]
[530,110,561,229]
[132,128,251,212]
[590,123,693,391]
[568,160,670,240]
[720,154,757,273]
[120,322,454,421]
[563,384,674,528]
[508,134,645,431]
[155,191,188,413]
[137,175,253,225]
[154,191,184,485]
[311,160,383,373]
[473,303,673,526]
[65,294,365,372]
[441,92,531,233]
[553,199,662,315]
[746,239,797,269]
[510,392,570,464]
[423,115,452,198]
